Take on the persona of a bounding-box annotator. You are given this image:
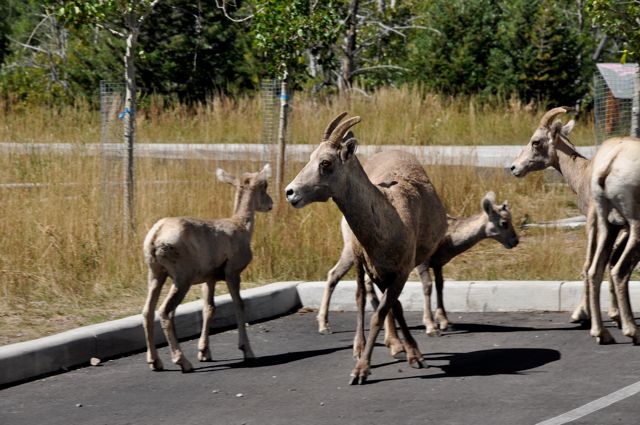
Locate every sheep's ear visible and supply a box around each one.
[562,119,575,137]
[260,163,272,179]
[216,168,237,186]
[340,137,358,162]
[481,191,496,215]
[550,118,575,142]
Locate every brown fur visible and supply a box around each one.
[285,113,447,384]
[510,107,624,325]
[316,192,518,337]
[142,165,272,372]
[585,137,640,345]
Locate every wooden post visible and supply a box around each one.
[122,18,138,236]
[631,69,640,138]
[275,71,289,203]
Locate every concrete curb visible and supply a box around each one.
[3,279,639,387]
[297,280,640,312]
[0,281,303,387]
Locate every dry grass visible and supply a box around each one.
[1,86,596,146]
[0,87,596,345]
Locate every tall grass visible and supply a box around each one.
[0,86,594,344]
[1,85,596,145]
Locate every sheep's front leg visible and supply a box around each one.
[352,261,366,361]
[418,264,438,336]
[433,266,450,331]
[226,274,255,360]
[198,280,217,362]
[318,251,353,334]
[158,281,194,372]
[142,268,167,371]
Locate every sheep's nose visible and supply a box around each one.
[509,165,516,172]
[285,188,294,197]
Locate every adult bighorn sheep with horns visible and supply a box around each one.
[510,107,627,332]
[285,112,448,384]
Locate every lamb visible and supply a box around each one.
[316,192,518,337]
[141,164,273,372]
[285,112,448,384]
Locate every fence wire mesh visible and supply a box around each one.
[260,78,292,163]
[99,81,125,236]
[593,64,637,144]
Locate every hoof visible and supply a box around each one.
[594,330,616,345]
[197,349,212,362]
[148,358,164,371]
[570,309,590,323]
[318,326,333,335]
[409,358,425,369]
[389,344,406,359]
[425,327,440,337]
[177,359,194,373]
[392,350,407,361]
[349,370,370,385]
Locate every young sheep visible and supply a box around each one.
[142,164,272,372]
[317,192,518,337]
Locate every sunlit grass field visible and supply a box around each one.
[0,87,595,345]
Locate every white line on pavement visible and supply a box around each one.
[536,380,640,425]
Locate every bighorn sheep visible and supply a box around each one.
[510,107,625,326]
[142,164,273,372]
[316,192,518,336]
[585,137,640,345]
[285,112,448,384]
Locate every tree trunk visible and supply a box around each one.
[123,20,138,234]
[632,69,640,138]
[339,0,359,94]
[275,72,289,202]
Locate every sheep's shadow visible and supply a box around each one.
[367,347,561,384]
[193,344,352,373]
[421,321,586,334]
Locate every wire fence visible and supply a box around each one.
[99,81,125,237]
[593,64,638,144]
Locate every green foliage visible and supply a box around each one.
[137,0,257,101]
[586,0,640,59]
[251,0,340,79]
[406,0,594,104]
[406,0,502,95]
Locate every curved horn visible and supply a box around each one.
[322,112,348,141]
[328,116,362,146]
[538,106,572,128]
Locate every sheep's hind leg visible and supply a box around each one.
[198,280,217,362]
[142,268,167,371]
[158,281,194,372]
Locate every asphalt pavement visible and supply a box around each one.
[2,311,640,425]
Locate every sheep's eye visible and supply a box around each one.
[500,220,508,228]
[320,160,332,169]
[531,140,541,148]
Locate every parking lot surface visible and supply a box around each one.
[2,311,640,425]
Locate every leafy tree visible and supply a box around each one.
[406,0,502,95]
[137,0,257,103]
[52,0,162,232]
[488,0,593,104]
[406,0,594,105]
[250,0,340,194]
[586,0,640,135]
